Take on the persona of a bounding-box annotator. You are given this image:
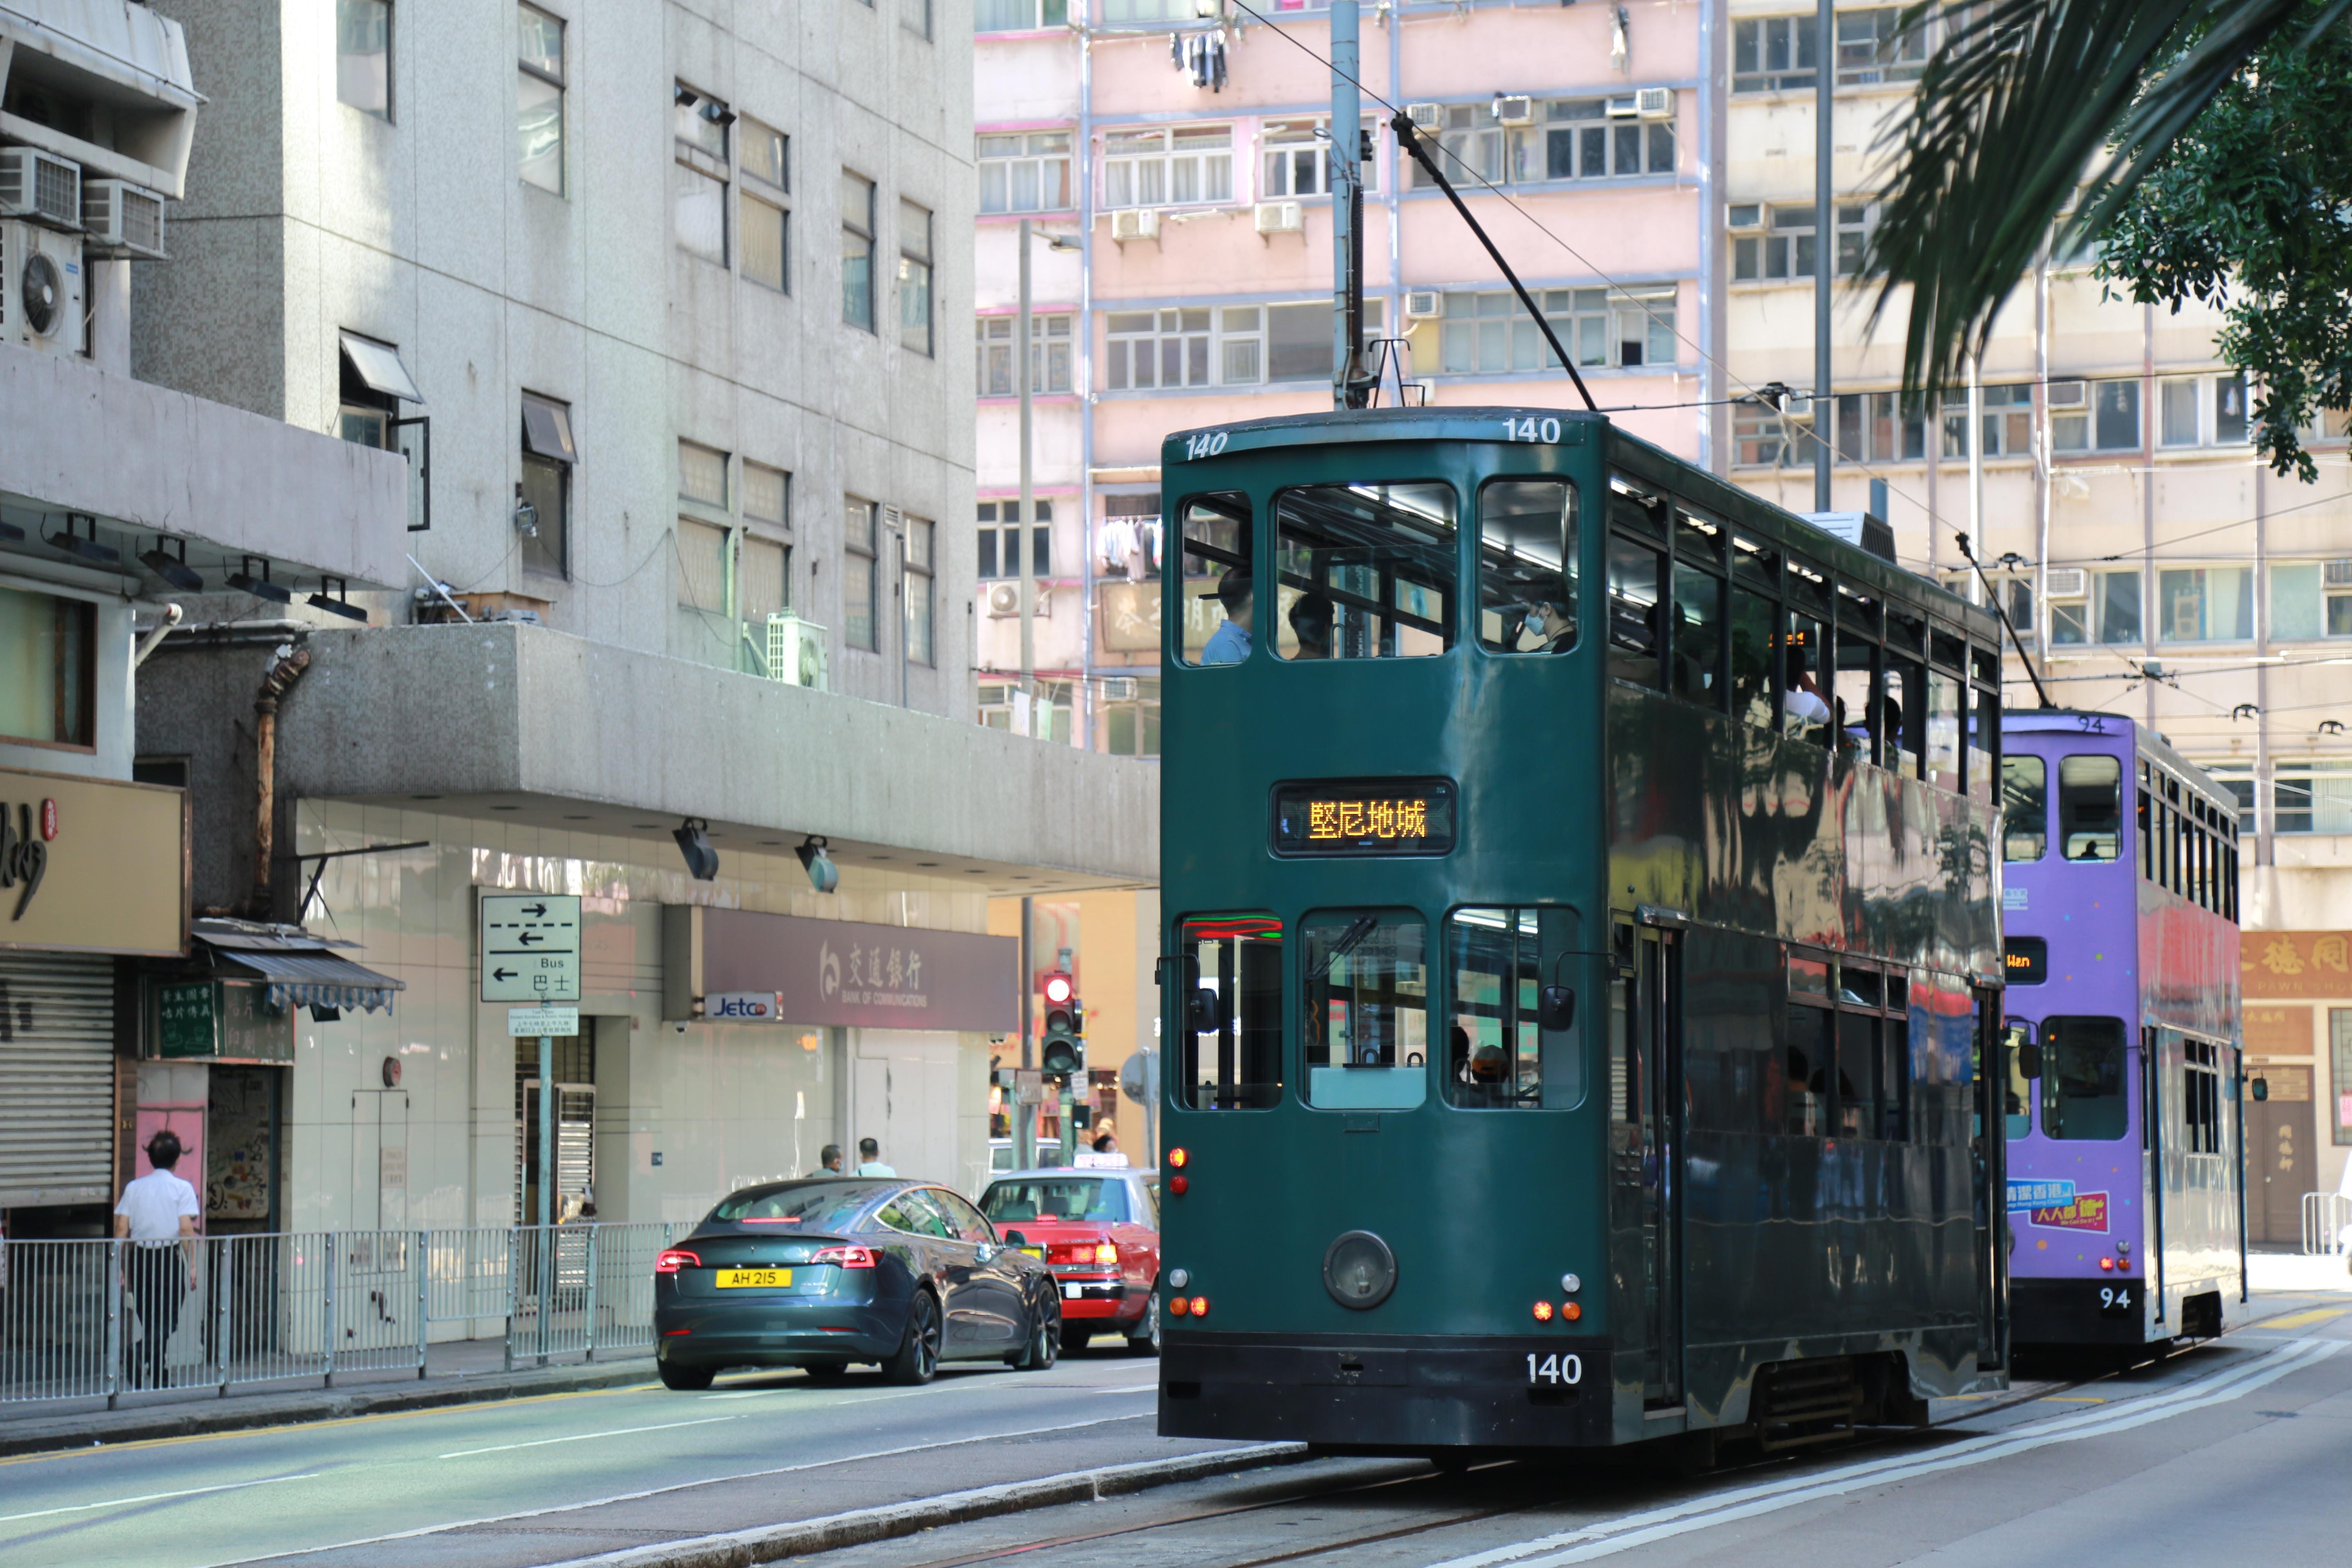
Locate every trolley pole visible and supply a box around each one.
[1330,0,1369,408]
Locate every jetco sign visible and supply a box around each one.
[669,906,1016,1031]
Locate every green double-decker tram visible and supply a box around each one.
[1154,406,2010,1454]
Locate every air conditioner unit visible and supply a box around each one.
[763,612,830,690]
[880,503,905,535]
[1109,207,1160,243]
[1406,102,1444,131]
[82,180,165,258]
[2,221,85,354]
[2045,568,2089,600]
[1254,200,1303,236]
[1405,289,1441,320]
[1727,203,1763,232]
[1492,95,1535,127]
[0,148,82,229]
[2047,379,2087,409]
[1606,96,1639,119]
[1635,87,1674,120]
[986,583,1051,620]
[1100,676,1139,702]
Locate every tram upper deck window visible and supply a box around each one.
[1831,609,1878,764]
[2040,1015,2128,1139]
[1476,479,1579,654]
[1670,560,1724,705]
[1176,492,1254,666]
[1274,483,1455,660]
[1729,579,1777,728]
[2058,754,2123,860]
[1883,654,1924,777]
[1783,608,1831,745]
[1967,683,1998,805]
[1606,534,1663,686]
[1301,911,1428,1109]
[1446,907,1583,1109]
[1926,671,1964,791]
[2002,1020,2034,1138]
[1178,915,1283,1109]
[2003,755,2047,860]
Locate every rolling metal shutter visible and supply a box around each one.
[0,951,118,1209]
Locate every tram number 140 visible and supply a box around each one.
[1526,1352,1584,1386]
[1506,416,1563,444]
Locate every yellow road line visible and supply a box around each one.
[2040,1395,2106,1403]
[2260,1307,2348,1331]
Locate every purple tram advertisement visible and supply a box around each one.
[1998,710,2245,1349]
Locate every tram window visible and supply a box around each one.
[1886,608,1926,657]
[1883,656,1924,777]
[1178,914,1284,1110]
[1301,910,1428,1109]
[1926,672,1963,792]
[1967,686,1998,806]
[1674,507,1724,564]
[1783,610,1831,744]
[1882,1014,1912,1141]
[1274,483,1456,660]
[1731,534,1777,588]
[1475,479,1579,655]
[2003,756,2049,860]
[2040,1016,2128,1139]
[1445,907,1583,1110]
[1669,565,1724,706]
[1832,631,1877,765]
[2002,1021,2034,1139]
[1837,1010,1878,1140]
[1176,492,1254,667]
[1786,558,1831,616]
[1784,1002,1831,1137]
[1606,535,1664,686]
[1730,586,1777,729]
[2058,755,2122,861]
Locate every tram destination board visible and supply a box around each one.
[1271,778,1455,857]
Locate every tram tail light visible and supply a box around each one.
[1189,1296,1209,1318]
[1169,1175,1189,1196]
[1532,1301,1555,1322]
[1169,1294,1192,1317]
[655,1249,701,1274]
[1563,1302,1582,1321]
[2116,1256,2132,1271]
[1167,1147,1189,1169]
[2099,1256,2115,1271]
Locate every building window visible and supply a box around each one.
[2156,567,2253,643]
[1425,287,1674,374]
[844,497,878,649]
[1260,116,1380,196]
[677,517,729,613]
[977,500,1051,579]
[978,314,1074,395]
[2267,559,2352,639]
[842,171,875,330]
[1104,301,1388,392]
[2158,373,2250,448]
[978,132,1073,214]
[517,5,564,194]
[519,392,574,578]
[336,332,421,448]
[1733,7,1926,94]
[1735,391,1923,468]
[337,0,392,119]
[745,461,790,532]
[1102,126,1232,209]
[0,584,94,749]
[1940,383,2034,458]
[1729,202,1873,281]
[1408,98,1671,190]
[2049,569,2140,646]
[674,84,731,264]
[741,533,790,627]
[904,517,935,665]
[899,200,933,356]
[678,441,728,509]
[2276,762,2352,835]
[1102,677,1161,757]
[978,0,1069,27]
[741,117,790,292]
[2051,378,2142,453]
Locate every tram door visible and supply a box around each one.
[1613,920,1683,1410]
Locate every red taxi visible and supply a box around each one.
[978,1168,1160,1354]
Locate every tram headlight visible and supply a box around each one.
[1321,1231,1399,1311]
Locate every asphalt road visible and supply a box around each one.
[6,1294,2346,1568]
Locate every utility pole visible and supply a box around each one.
[1813,0,1833,510]
[1016,895,1036,1166]
[1330,0,1369,408]
[1017,218,1037,727]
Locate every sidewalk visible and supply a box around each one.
[0,1335,656,1458]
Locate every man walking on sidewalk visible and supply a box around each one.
[115,1131,200,1389]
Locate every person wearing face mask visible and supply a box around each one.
[1515,598,1575,654]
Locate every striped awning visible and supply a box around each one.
[192,921,406,1015]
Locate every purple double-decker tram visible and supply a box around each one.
[1999,710,2246,1350]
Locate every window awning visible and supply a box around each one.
[339,332,424,403]
[193,920,407,1016]
[522,394,576,462]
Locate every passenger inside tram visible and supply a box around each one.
[1288,592,1335,659]
[1202,570,1254,664]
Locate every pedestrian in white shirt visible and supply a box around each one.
[115,1131,200,1389]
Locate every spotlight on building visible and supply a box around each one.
[673,817,720,881]
[796,834,839,894]
[139,538,205,592]
[226,555,293,604]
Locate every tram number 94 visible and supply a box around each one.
[1526,1352,1584,1386]
[1505,416,1564,444]
[2098,1286,2134,1318]
[1182,430,1231,460]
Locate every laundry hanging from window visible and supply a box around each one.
[1170,29,1228,91]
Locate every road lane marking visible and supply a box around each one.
[207,1412,1155,1567]
[2261,1307,2347,1330]
[0,1472,321,1526]
[438,1415,739,1459]
[2039,1395,2106,1402]
[1422,1336,2342,1568]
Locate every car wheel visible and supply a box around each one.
[1127,1290,1161,1357]
[658,1359,715,1391]
[884,1290,943,1385]
[1012,1290,1062,1370]
[800,1357,853,1380]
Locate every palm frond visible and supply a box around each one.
[1862,0,2350,406]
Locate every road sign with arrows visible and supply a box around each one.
[479,893,583,1003]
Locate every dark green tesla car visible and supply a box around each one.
[653,1178,1062,1389]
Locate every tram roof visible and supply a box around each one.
[1163,408,1999,643]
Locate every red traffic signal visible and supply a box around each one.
[1040,971,1074,1006]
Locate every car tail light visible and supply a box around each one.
[656,1249,701,1274]
[1168,1294,1192,1317]
[1532,1301,1555,1322]
[812,1245,878,1268]
[1094,1242,1119,1265]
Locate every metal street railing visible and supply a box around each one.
[0,1221,682,1412]
[2303,1192,2352,1257]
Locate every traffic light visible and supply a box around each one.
[1039,970,1084,1078]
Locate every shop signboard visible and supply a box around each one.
[153,980,295,1062]
[689,908,1017,1032]
[0,764,187,956]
